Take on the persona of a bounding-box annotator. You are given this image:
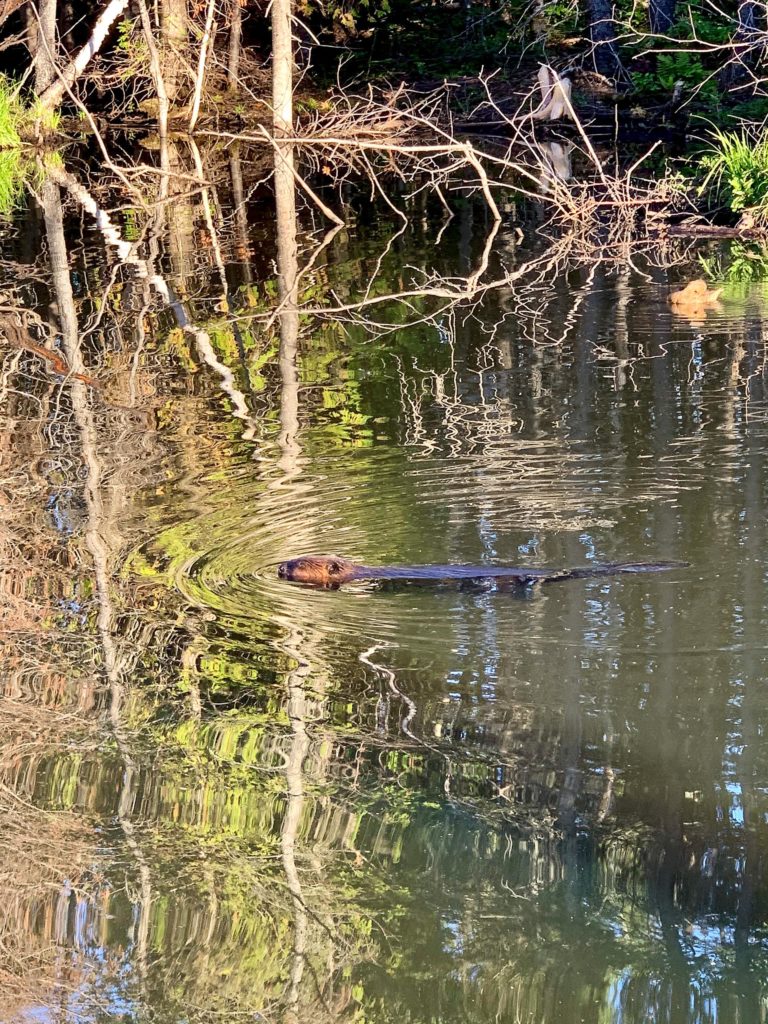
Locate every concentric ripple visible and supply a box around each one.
[138,432,701,656]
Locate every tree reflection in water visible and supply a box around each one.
[0,148,766,1022]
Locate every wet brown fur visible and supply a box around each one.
[669,279,722,314]
[276,554,689,589]
[277,556,358,586]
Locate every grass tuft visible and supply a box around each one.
[0,75,22,150]
[699,126,768,223]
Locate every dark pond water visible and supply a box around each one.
[2,151,768,1024]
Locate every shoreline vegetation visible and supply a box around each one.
[0,1,767,238]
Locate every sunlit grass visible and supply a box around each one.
[0,77,61,215]
[0,75,22,149]
[0,74,27,214]
[0,151,26,215]
[699,126,768,223]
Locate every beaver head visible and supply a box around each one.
[277,555,356,587]
[669,279,722,307]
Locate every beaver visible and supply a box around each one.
[669,279,722,317]
[276,555,688,589]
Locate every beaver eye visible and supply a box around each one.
[328,561,341,575]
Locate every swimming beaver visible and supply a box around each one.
[276,555,689,588]
[669,279,722,319]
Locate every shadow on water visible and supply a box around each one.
[2,139,768,1022]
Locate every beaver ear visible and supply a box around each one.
[328,560,341,575]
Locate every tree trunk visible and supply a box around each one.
[61,1,76,48]
[188,0,216,132]
[719,0,762,96]
[272,0,293,139]
[227,0,242,93]
[136,0,169,157]
[35,0,58,94]
[160,0,188,105]
[586,0,630,84]
[649,0,676,34]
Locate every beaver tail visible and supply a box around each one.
[556,560,689,581]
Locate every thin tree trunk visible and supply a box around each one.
[34,0,58,94]
[160,0,188,105]
[586,0,630,84]
[229,144,252,272]
[227,0,242,93]
[188,0,216,132]
[649,0,676,34]
[24,4,38,65]
[61,1,76,48]
[136,0,170,158]
[719,1,762,95]
[272,0,293,139]
[38,0,130,108]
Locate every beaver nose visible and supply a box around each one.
[277,563,287,579]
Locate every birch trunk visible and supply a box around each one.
[34,0,58,95]
[272,0,293,139]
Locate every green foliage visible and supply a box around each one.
[0,151,26,215]
[302,0,392,36]
[626,9,731,102]
[668,7,730,44]
[700,241,768,283]
[0,74,22,149]
[303,0,530,77]
[699,127,768,222]
[633,52,718,101]
[115,17,150,82]
[532,0,582,43]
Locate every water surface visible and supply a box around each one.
[2,157,768,1023]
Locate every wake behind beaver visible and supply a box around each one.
[276,555,690,588]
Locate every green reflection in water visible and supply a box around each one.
[2,165,768,1024]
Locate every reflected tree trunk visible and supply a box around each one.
[41,176,154,990]
[229,144,252,277]
[274,138,302,477]
[165,140,197,286]
[281,642,312,1020]
[732,433,764,1013]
